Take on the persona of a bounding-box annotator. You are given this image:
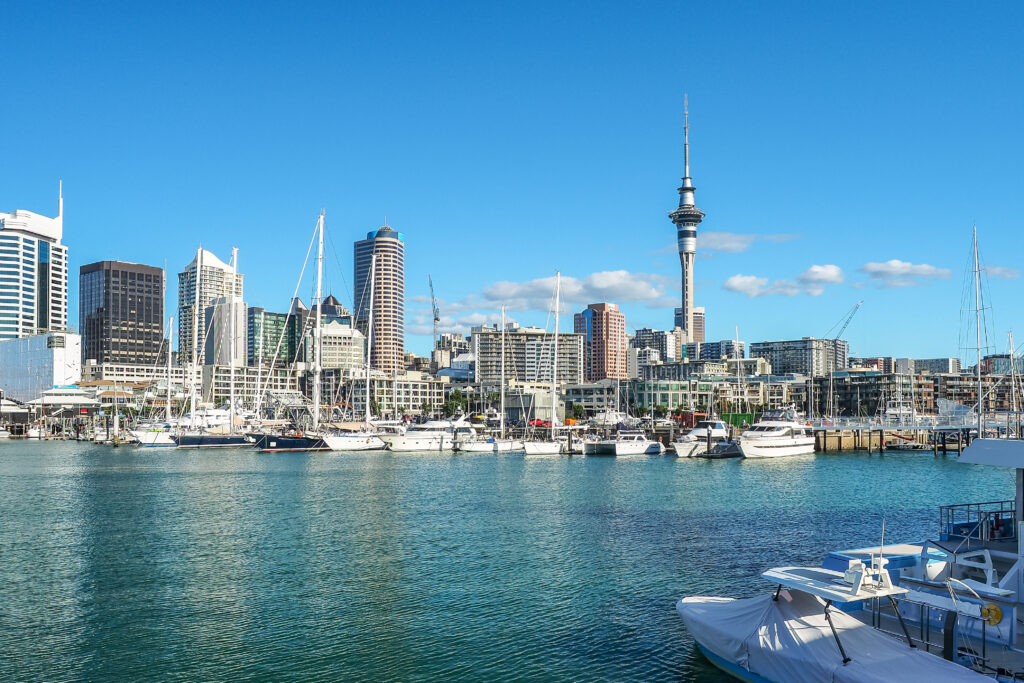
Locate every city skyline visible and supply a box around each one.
[4,2,1024,362]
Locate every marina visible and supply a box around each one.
[0,440,1014,680]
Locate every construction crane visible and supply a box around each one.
[429,273,440,351]
[825,300,864,340]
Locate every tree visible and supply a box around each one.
[572,403,586,420]
[420,402,433,417]
[370,400,381,417]
[653,404,668,419]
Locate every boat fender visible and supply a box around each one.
[981,602,1002,626]
[942,610,957,661]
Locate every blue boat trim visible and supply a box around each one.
[695,642,775,683]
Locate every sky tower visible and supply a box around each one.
[668,95,705,343]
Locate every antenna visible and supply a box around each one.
[683,94,690,178]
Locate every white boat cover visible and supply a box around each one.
[678,590,988,682]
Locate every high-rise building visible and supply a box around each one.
[203,295,246,367]
[692,307,706,343]
[749,338,849,377]
[79,261,165,365]
[177,248,243,366]
[0,183,69,340]
[574,303,627,381]
[470,323,583,386]
[668,98,704,343]
[631,328,678,362]
[354,225,405,374]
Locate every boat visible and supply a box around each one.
[0,428,10,439]
[455,306,524,454]
[590,429,663,456]
[678,564,988,682]
[383,418,473,452]
[738,406,815,458]
[522,272,566,456]
[672,418,730,457]
[322,431,386,451]
[253,431,330,452]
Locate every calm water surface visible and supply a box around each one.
[0,442,1013,681]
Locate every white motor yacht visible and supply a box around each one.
[383,418,472,452]
[592,430,663,456]
[672,418,730,457]
[738,407,815,458]
[322,432,386,451]
[458,436,525,453]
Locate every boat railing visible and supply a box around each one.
[940,500,1016,549]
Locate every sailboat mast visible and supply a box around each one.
[551,271,560,436]
[166,315,173,423]
[229,246,238,431]
[190,247,201,429]
[974,226,983,436]
[312,212,324,433]
[500,306,506,438]
[365,253,376,423]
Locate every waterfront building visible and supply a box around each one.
[631,328,678,362]
[82,359,201,387]
[79,261,165,366]
[627,346,661,379]
[749,337,849,377]
[354,224,405,374]
[849,357,895,373]
[564,379,620,416]
[320,320,365,370]
[894,358,915,374]
[980,354,1015,376]
[0,184,69,340]
[630,377,791,414]
[345,370,449,418]
[471,323,583,387]
[668,98,705,343]
[202,364,300,409]
[574,303,627,382]
[203,296,246,367]
[686,339,745,361]
[177,248,243,366]
[0,332,80,402]
[915,357,962,374]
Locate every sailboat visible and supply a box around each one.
[132,314,179,447]
[523,272,564,456]
[173,247,249,448]
[321,251,386,451]
[457,306,524,453]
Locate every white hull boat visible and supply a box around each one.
[132,429,176,447]
[0,428,10,439]
[673,419,731,457]
[523,440,561,455]
[614,438,664,456]
[739,407,815,458]
[322,433,386,451]
[678,587,986,682]
[385,432,454,452]
[458,439,524,453]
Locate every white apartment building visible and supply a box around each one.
[471,324,583,387]
[0,184,69,340]
[178,248,243,365]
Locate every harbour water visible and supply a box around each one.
[0,442,1014,681]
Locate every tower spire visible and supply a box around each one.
[684,94,690,179]
[668,95,705,344]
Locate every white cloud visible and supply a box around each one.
[859,259,951,288]
[723,264,843,298]
[698,231,798,254]
[483,270,668,312]
[723,274,769,297]
[988,265,1021,279]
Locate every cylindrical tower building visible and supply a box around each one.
[668,97,705,344]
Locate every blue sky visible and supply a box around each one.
[3,1,1023,361]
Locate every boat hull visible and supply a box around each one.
[385,434,453,452]
[738,436,815,458]
[614,440,664,456]
[457,439,524,453]
[255,434,330,452]
[173,434,251,448]
[322,434,386,451]
[523,441,561,455]
[132,430,176,447]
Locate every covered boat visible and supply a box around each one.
[677,565,989,682]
